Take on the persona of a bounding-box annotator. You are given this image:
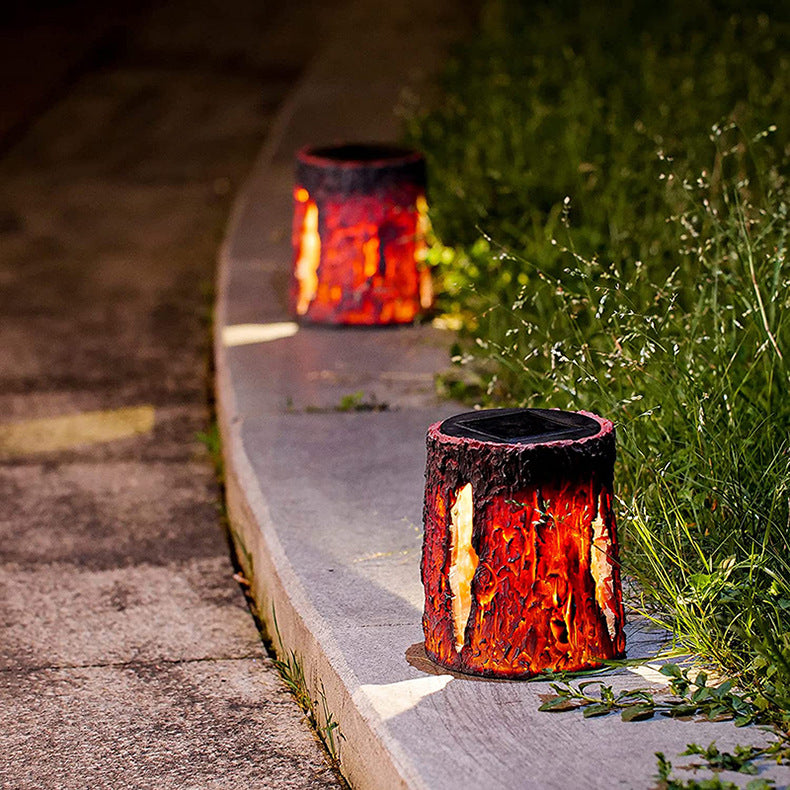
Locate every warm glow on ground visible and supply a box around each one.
[358,676,453,721]
[0,406,155,457]
[222,322,299,347]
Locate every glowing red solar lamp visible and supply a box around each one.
[421,408,626,678]
[291,143,432,325]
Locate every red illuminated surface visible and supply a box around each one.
[421,414,626,678]
[291,146,431,325]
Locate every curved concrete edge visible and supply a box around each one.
[214,122,420,790]
[216,220,426,790]
[218,419,422,790]
[214,2,468,787]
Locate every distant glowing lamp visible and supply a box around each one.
[291,143,432,325]
[421,408,626,678]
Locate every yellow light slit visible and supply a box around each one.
[0,405,155,457]
[362,235,380,278]
[448,482,478,652]
[294,200,321,315]
[222,322,299,347]
[627,663,668,685]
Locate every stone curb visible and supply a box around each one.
[215,3,465,787]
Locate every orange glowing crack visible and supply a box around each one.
[292,186,428,324]
[294,200,321,315]
[448,483,479,651]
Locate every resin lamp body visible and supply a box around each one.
[291,143,431,325]
[421,408,626,678]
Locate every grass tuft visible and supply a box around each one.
[408,0,790,726]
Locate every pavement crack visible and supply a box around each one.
[0,653,266,676]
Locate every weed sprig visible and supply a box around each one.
[539,664,757,724]
[270,606,344,763]
[654,750,776,790]
[540,663,790,785]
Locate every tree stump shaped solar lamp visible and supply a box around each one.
[291,143,432,325]
[421,408,626,678]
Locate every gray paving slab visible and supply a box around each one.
[0,0,350,786]
[226,328,451,415]
[0,461,221,568]
[0,659,339,790]
[1,557,260,671]
[215,0,790,788]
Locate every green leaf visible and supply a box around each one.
[734,716,753,727]
[660,663,683,679]
[744,779,776,790]
[619,689,654,703]
[582,703,612,718]
[692,686,713,703]
[621,703,655,722]
[538,696,579,712]
[666,704,699,717]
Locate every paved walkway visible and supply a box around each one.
[0,1,346,787]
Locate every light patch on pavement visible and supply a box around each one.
[0,405,156,457]
[357,675,452,721]
[627,663,670,685]
[222,322,299,347]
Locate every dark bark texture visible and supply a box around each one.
[421,410,626,678]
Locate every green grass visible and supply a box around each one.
[407,0,790,308]
[270,605,344,764]
[407,0,790,726]
[481,147,790,723]
[196,420,224,483]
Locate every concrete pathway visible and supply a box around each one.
[0,1,347,787]
[215,1,790,788]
